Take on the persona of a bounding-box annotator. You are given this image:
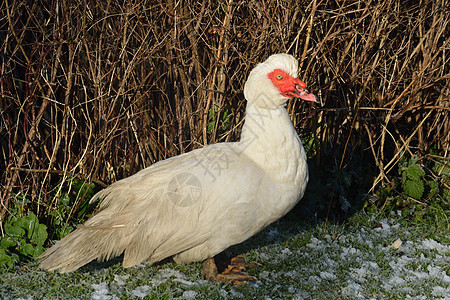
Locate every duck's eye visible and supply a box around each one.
[276,74,284,80]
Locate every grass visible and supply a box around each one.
[1,210,448,299]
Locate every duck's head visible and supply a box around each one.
[244,53,317,109]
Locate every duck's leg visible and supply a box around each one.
[201,255,258,285]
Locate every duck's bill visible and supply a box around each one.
[288,84,318,102]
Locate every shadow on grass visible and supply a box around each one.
[70,207,324,275]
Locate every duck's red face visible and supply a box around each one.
[268,69,317,102]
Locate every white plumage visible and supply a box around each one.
[39,53,316,273]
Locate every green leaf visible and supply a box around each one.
[23,213,39,235]
[0,249,15,270]
[16,212,48,247]
[207,120,214,134]
[402,169,408,185]
[404,179,424,200]
[60,192,71,207]
[5,222,25,237]
[428,181,439,198]
[406,164,425,181]
[29,223,48,247]
[33,244,45,257]
[0,236,17,250]
[221,109,230,130]
[18,243,34,256]
[57,225,73,239]
[208,107,215,121]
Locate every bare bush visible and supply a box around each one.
[0,0,448,221]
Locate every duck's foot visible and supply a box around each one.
[202,255,259,285]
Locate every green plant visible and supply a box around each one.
[0,212,47,271]
[400,156,426,200]
[0,178,98,271]
[207,103,230,135]
[366,154,449,227]
[48,178,97,240]
[432,157,450,201]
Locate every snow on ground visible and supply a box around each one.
[82,218,449,299]
[1,216,448,299]
[288,218,450,299]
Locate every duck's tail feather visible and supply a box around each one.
[38,225,125,273]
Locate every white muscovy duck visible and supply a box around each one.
[39,53,317,283]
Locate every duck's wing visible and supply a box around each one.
[38,143,273,272]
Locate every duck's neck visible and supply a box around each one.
[239,102,304,173]
[239,102,308,216]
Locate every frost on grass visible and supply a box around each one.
[181,290,198,299]
[251,218,450,299]
[150,269,197,287]
[0,216,448,299]
[87,268,201,299]
[91,282,117,300]
[131,285,151,298]
[129,268,200,298]
[114,274,129,286]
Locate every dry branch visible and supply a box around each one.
[0,0,448,222]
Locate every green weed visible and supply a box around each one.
[0,212,47,272]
